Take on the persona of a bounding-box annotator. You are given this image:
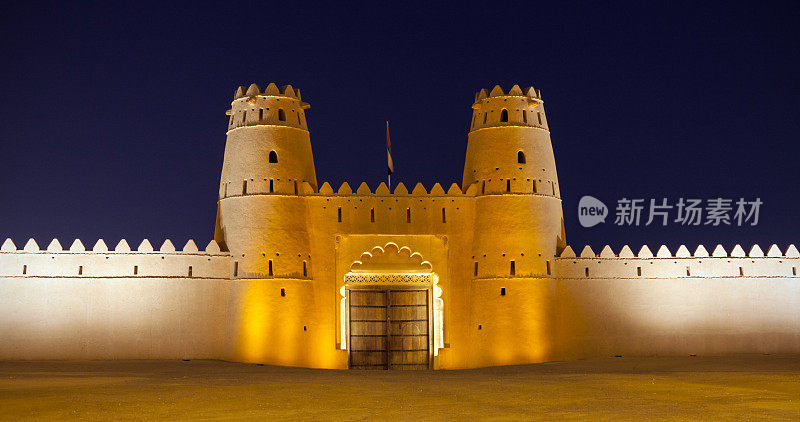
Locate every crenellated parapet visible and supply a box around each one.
[470,85,547,131]
[0,238,230,279]
[556,243,800,279]
[227,83,309,131]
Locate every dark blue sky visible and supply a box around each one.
[1,2,798,252]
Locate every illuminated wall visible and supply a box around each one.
[553,244,800,359]
[0,238,230,359]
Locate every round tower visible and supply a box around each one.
[462,84,565,367]
[216,82,320,366]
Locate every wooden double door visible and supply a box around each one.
[349,289,430,370]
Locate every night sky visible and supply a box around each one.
[1,2,798,253]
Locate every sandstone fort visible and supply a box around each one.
[1,83,798,369]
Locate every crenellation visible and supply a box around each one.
[675,245,691,257]
[115,239,131,252]
[93,239,108,252]
[24,238,39,252]
[46,238,63,252]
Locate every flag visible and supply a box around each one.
[386,121,394,175]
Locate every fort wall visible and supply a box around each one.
[551,244,800,360]
[0,238,230,360]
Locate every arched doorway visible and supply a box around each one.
[340,243,443,370]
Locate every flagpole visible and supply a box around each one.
[386,121,392,190]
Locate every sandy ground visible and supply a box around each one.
[0,355,798,421]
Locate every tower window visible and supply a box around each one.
[242,180,247,195]
[483,113,487,124]
[793,267,797,276]
[22,265,26,275]
[269,260,274,277]
[259,108,264,120]
[506,179,511,192]
[243,111,247,123]
[510,260,516,275]
[585,267,590,277]
[303,261,307,277]
[233,261,238,277]
[637,266,642,276]
[134,265,138,275]
[78,265,83,275]
[739,266,744,276]
[546,260,551,275]
[518,151,526,164]
[686,267,690,276]
[500,109,509,122]
[532,180,537,193]
[441,208,446,223]
[370,208,375,223]
[481,181,486,194]
[406,208,411,223]
[269,151,278,163]
[280,288,285,297]
[188,266,193,277]
[294,180,298,194]
[269,180,274,193]
[278,108,286,121]
[537,112,542,125]
[338,207,342,222]
[522,109,527,123]
[500,287,506,296]
[474,261,478,276]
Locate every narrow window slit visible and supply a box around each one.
[268,260,273,277]
[510,260,516,276]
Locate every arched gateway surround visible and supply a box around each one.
[339,242,444,370]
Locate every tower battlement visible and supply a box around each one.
[474,84,541,103]
[227,83,309,131]
[470,84,548,131]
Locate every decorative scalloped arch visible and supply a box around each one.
[349,242,432,273]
